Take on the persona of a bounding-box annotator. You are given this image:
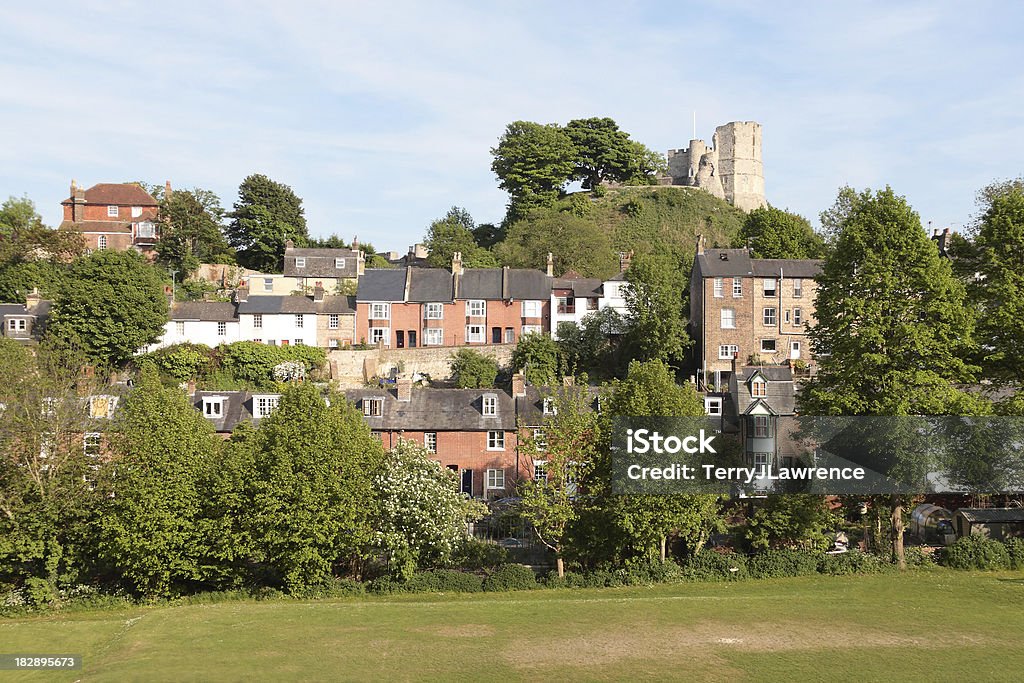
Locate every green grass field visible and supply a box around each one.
[3,571,1024,682]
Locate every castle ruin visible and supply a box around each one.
[666,121,766,212]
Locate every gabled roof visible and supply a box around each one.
[170,301,238,322]
[356,269,407,302]
[193,391,258,432]
[457,269,503,300]
[458,268,551,301]
[237,295,319,314]
[956,508,1024,523]
[696,248,822,279]
[342,387,518,431]
[729,365,797,416]
[552,276,603,298]
[63,183,157,206]
[317,295,356,314]
[283,247,360,278]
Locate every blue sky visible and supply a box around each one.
[2,1,1022,252]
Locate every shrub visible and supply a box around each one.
[366,577,406,595]
[818,551,894,576]
[942,536,1011,571]
[23,577,56,608]
[903,546,937,569]
[618,557,684,585]
[483,564,536,592]
[747,549,822,579]
[451,539,509,571]
[140,343,215,382]
[1005,538,1024,570]
[680,552,748,582]
[449,349,498,389]
[405,570,483,593]
[220,342,325,386]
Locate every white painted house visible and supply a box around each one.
[148,302,240,351]
[236,289,319,347]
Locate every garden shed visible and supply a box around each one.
[953,508,1024,541]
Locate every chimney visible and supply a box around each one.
[695,235,705,257]
[731,350,739,375]
[186,379,196,396]
[235,284,249,303]
[396,378,413,402]
[25,288,42,312]
[71,179,86,221]
[352,235,359,250]
[313,282,325,302]
[164,180,172,199]
[511,372,527,397]
[451,251,463,275]
[403,266,413,300]
[619,250,634,273]
[546,252,554,277]
[285,239,295,250]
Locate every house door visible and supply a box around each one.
[460,469,473,496]
[408,330,417,348]
[790,341,801,360]
[491,327,502,343]
[396,330,405,348]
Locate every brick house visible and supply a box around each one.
[689,239,822,381]
[354,253,551,348]
[60,180,162,256]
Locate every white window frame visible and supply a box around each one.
[97,235,107,250]
[370,302,391,320]
[370,327,389,345]
[254,395,280,419]
[253,314,263,329]
[363,397,383,417]
[263,278,273,292]
[131,206,142,218]
[295,257,306,269]
[705,397,723,416]
[720,308,736,329]
[751,379,767,398]
[522,324,543,336]
[794,308,803,326]
[718,344,738,360]
[482,394,498,417]
[295,314,304,328]
[136,221,156,238]
[424,302,444,320]
[763,278,777,297]
[713,277,723,298]
[485,468,505,490]
[203,398,224,417]
[754,451,771,474]
[334,257,345,269]
[107,205,118,217]
[424,432,437,453]
[533,459,547,483]
[466,325,484,343]
[328,339,339,349]
[532,428,547,451]
[733,278,743,298]
[328,314,339,329]
[543,397,557,415]
[760,338,777,353]
[793,278,803,297]
[487,430,505,451]
[467,300,486,317]
[83,432,102,457]
[424,328,444,346]
[522,300,541,317]
[763,307,777,326]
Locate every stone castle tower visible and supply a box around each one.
[666,121,766,212]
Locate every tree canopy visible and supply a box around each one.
[226,174,308,272]
[564,117,664,189]
[509,332,561,386]
[156,187,233,275]
[495,209,619,278]
[424,207,497,269]
[621,253,690,365]
[735,205,825,259]
[491,121,577,221]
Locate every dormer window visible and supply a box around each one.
[482,394,497,416]
[203,396,226,417]
[543,397,557,416]
[363,397,383,417]
[253,394,280,418]
[107,205,119,217]
[295,257,306,268]
[335,257,345,269]
[751,378,767,398]
[89,395,118,419]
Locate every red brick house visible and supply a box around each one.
[60,180,162,256]
[354,253,551,347]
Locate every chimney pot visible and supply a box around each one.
[546,252,554,277]
[285,239,295,250]
[396,378,413,402]
[164,180,172,199]
[511,372,527,397]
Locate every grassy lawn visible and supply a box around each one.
[3,570,1024,682]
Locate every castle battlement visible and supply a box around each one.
[665,121,766,212]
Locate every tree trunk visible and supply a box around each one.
[556,556,565,578]
[891,497,906,570]
[660,536,667,563]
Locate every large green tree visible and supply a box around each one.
[0,196,83,302]
[564,117,664,189]
[47,250,168,365]
[953,179,1024,389]
[424,207,497,269]
[735,205,825,259]
[621,253,690,365]
[156,187,233,275]
[97,371,219,597]
[495,210,619,278]
[509,332,561,386]
[491,121,577,221]
[226,174,308,272]
[800,186,986,568]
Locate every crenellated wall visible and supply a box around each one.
[667,120,766,211]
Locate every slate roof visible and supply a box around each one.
[317,295,356,314]
[356,269,407,302]
[457,269,503,299]
[514,385,601,426]
[62,183,157,206]
[408,268,454,302]
[237,296,319,314]
[192,391,260,432]
[342,387,518,431]
[58,219,134,234]
[956,508,1024,524]
[170,302,238,322]
[283,247,360,278]
[696,248,822,279]
[729,365,797,416]
[552,276,603,298]
[458,268,552,301]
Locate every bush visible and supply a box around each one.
[405,570,483,593]
[903,546,937,569]
[747,550,822,579]
[483,564,536,592]
[220,341,325,386]
[1005,538,1024,570]
[451,539,509,570]
[942,536,1012,571]
[140,343,215,382]
[818,551,894,576]
[680,552,748,582]
[618,557,684,585]
[366,577,406,595]
[23,577,56,608]
[449,349,498,389]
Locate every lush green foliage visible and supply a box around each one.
[495,209,619,278]
[219,341,326,386]
[509,332,561,386]
[0,195,83,302]
[621,254,691,364]
[744,495,837,551]
[491,121,578,220]
[942,536,1012,571]
[556,309,625,379]
[746,549,822,578]
[735,205,825,259]
[482,563,536,591]
[156,187,233,275]
[424,206,496,269]
[226,174,308,272]
[449,349,498,388]
[47,250,168,365]
[564,117,664,189]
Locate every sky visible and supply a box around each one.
[2,1,1022,252]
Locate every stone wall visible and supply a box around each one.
[666,120,766,211]
[327,344,515,387]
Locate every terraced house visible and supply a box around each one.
[354,253,551,348]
